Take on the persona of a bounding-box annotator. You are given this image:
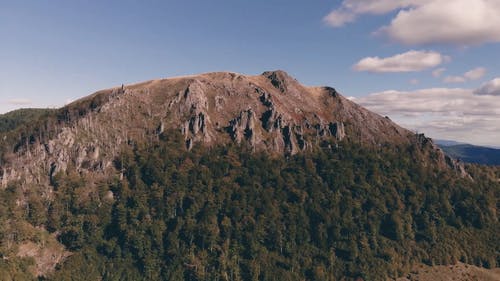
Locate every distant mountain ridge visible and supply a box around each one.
[436,139,500,149]
[437,142,500,166]
[435,139,467,147]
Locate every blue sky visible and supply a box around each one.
[1,1,500,146]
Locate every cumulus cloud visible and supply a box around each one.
[323,9,357,27]
[379,0,500,45]
[432,68,446,78]
[324,0,421,27]
[464,67,487,80]
[443,67,487,83]
[443,76,466,83]
[326,0,500,46]
[353,50,447,73]
[355,85,500,146]
[357,88,475,115]
[474,78,500,96]
[7,98,32,105]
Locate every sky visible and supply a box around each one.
[1,0,500,146]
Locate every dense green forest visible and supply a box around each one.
[0,109,56,134]
[0,130,499,280]
[0,108,59,167]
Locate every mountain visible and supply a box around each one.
[2,70,459,188]
[439,144,500,166]
[0,71,498,281]
[435,139,467,147]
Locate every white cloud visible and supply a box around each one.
[324,0,422,27]
[357,88,475,115]
[378,0,500,45]
[474,78,500,96]
[326,0,500,46]
[7,98,32,105]
[443,76,466,83]
[323,9,357,27]
[342,0,419,14]
[432,68,446,78]
[353,50,447,73]
[442,67,487,83]
[464,67,486,80]
[356,85,500,146]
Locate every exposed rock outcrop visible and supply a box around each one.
[227,109,258,145]
[330,122,345,141]
[0,70,465,189]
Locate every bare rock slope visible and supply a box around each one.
[1,70,448,187]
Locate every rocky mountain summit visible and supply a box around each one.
[0,70,461,188]
[0,71,490,280]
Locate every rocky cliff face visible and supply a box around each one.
[0,70,459,188]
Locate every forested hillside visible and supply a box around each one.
[1,130,497,280]
[0,72,498,280]
[0,109,56,133]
